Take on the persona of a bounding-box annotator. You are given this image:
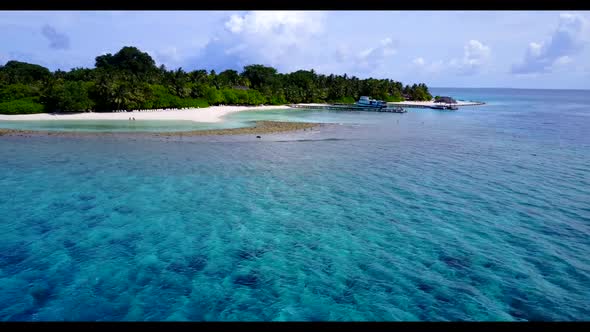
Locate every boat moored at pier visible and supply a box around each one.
[356,96,388,109]
[290,96,406,113]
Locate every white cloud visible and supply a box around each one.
[355,38,398,71]
[511,13,589,74]
[224,15,245,33]
[412,57,444,74]
[195,11,326,72]
[554,55,573,66]
[452,39,491,75]
[335,37,398,75]
[224,11,323,36]
[550,55,577,74]
[153,46,182,67]
[413,39,490,76]
[528,42,542,57]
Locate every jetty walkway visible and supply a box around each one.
[388,100,485,109]
[290,100,484,112]
[290,103,406,113]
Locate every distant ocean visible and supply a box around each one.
[0,88,588,321]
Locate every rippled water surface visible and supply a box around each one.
[0,88,589,321]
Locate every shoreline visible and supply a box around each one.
[0,121,321,138]
[0,105,290,123]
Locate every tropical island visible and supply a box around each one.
[0,46,433,115]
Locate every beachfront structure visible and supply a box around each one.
[432,96,458,110]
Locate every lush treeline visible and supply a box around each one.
[0,46,432,114]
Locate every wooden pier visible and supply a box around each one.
[290,104,407,113]
[290,100,485,112]
[388,101,486,109]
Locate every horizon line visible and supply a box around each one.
[431,86,590,91]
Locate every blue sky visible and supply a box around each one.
[0,11,589,89]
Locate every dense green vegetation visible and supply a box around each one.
[0,46,433,114]
[0,98,45,114]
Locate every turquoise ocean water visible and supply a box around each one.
[0,88,588,321]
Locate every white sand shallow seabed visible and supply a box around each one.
[0,105,289,123]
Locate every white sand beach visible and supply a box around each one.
[0,105,289,123]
